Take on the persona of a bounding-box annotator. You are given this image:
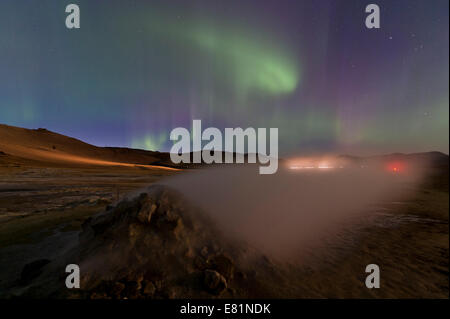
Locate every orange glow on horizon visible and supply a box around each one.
[387,162,405,173]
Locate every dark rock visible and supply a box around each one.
[110,282,125,298]
[141,280,156,296]
[209,254,234,281]
[122,281,140,299]
[158,287,176,299]
[200,246,209,257]
[20,259,51,285]
[137,200,157,224]
[204,269,227,295]
[194,256,207,270]
[90,292,109,299]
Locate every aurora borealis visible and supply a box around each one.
[0,0,448,155]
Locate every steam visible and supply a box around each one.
[161,162,424,259]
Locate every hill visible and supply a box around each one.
[0,124,177,169]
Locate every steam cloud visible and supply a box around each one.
[161,162,423,260]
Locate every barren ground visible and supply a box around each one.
[0,124,448,298]
[0,160,447,298]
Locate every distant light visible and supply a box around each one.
[387,162,405,173]
[289,165,335,170]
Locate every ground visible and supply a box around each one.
[0,160,447,298]
[0,161,177,293]
[0,125,447,298]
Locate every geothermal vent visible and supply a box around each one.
[11,185,279,299]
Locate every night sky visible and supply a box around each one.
[0,0,448,156]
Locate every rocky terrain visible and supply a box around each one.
[0,124,448,299]
[7,185,275,298]
[3,175,448,299]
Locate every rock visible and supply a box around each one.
[137,200,157,224]
[141,280,156,296]
[184,246,194,258]
[209,254,234,281]
[90,292,109,299]
[20,259,51,285]
[204,269,227,295]
[153,280,164,291]
[110,282,125,298]
[200,246,209,257]
[15,185,242,299]
[122,281,140,299]
[158,287,177,299]
[172,218,184,240]
[194,256,207,270]
[165,210,180,223]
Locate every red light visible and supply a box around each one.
[387,162,405,173]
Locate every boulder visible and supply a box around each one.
[20,259,51,285]
[203,269,227,295]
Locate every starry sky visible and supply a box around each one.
[0,0,448,155]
